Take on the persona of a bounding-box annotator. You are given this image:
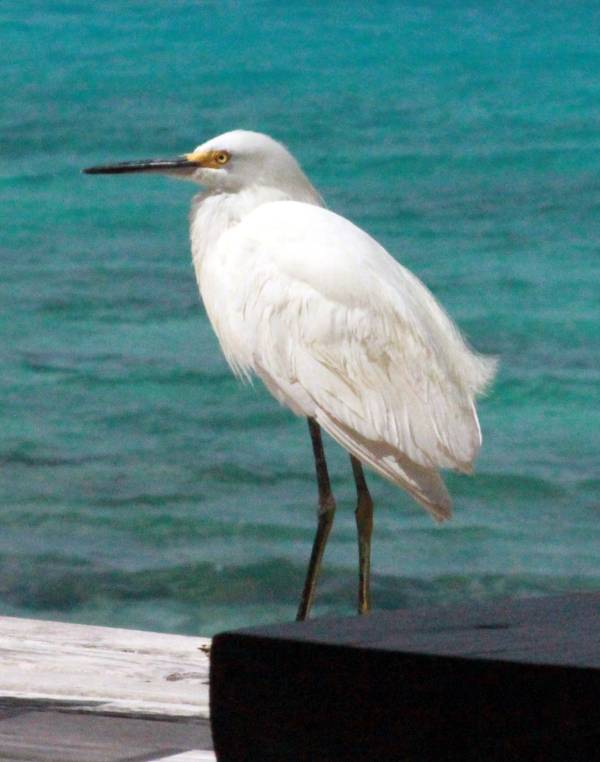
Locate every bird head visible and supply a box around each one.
[84,130,318,199]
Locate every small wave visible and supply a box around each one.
[579,478,600,493]
[450,471,566,500]
[0,554,596,620]
[368,572,599,612]
[0,448,108,468]
[20,350,232,388]
[0,556,306,612]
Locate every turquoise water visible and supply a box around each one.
[1,1,599,636]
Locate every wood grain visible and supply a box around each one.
[0,616,214,760]
[0,615,210,718]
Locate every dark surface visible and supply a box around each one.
[210,593,600,761]
[0,698,211,762]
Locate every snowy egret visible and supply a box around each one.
[84,130,496,620]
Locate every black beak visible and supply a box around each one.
[83,157,195,175]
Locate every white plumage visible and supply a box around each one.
[188,132,496,520]
[85,129,496,617]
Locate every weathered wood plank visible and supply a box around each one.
[0,616,210,718]
[153,754,216,762]
[0,616,215,760]
[0,705,212,762]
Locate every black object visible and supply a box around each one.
[210,593,600,761]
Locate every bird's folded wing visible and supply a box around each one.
[216,201,496,514]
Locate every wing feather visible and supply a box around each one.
[204,200,496,519]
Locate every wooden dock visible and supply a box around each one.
[2,593,598,760]
[0,616,213,761]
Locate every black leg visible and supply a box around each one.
[350,455,374,615]
[296,418,336,621]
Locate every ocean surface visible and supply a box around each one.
[1,1,599,636]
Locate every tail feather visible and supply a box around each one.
[317,410,452,522]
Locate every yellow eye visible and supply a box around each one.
[215,151,230,165]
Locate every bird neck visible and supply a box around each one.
[189,183,322,265]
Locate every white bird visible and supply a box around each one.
[85,130,496,620]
